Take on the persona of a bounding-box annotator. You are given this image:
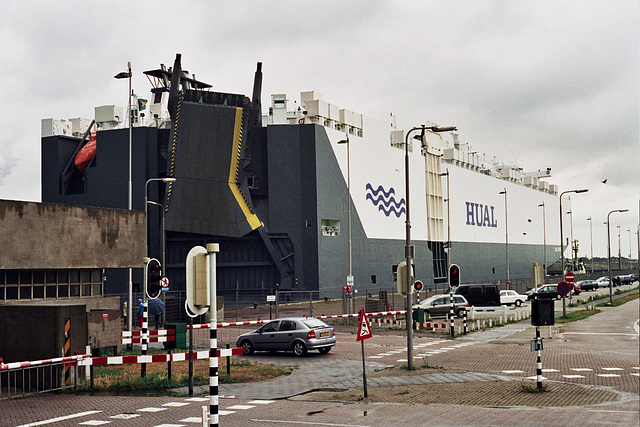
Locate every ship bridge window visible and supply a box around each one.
[274,100,286,109]
[321,219,341,236]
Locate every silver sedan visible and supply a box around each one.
[236,317,336,356]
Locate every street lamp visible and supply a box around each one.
[538,202,546,286]
[559,188,588,317]
[404,124,456,370]
[115,62,134,333]
[566,210,574,269]
[617,225,622,270]
[337,134,353,315]
[587,217,593,274]
[499,188,509,287]
[440,169,451,265]
[607,209,628,304]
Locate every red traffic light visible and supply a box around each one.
[146,258,163,299]
[449,264,460,287]
[413,280,424,292]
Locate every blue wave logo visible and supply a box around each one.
[365,183,405,218]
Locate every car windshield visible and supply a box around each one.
[302,318,328,329]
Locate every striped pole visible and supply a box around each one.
[463,309,468,335]
[142,257,150,378]
[536,326,543,390]
[63,319,71,385]
[449,291,455,338]
[207,243,220,427]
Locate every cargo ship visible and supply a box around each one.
[41,54,561,298]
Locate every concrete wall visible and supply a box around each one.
[0,200,146,269]
[0,302,88,363]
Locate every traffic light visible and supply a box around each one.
[413,280,424,292]
[449,264,460,288]
[146,258,162,299]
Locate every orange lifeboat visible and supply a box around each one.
[75,132,97,174]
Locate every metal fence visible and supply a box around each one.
[0,356,85,400]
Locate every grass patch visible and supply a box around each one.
[556,309,600,323]
[81,358,292,393]
[597,291,639,307]
[520,382,548,393]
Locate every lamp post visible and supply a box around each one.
[617,225,621,270]
[587,217,593,274]
[404,124,456,370]
[607,209,628,304]
[499,188,509,287]
[115,62,133,333]
[538,202,546,287]
[566,210,574,270]
[559,189,588,317]
[337,134,353,315]
[440,169,451,266]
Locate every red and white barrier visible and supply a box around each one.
[187,310,408,330]
[122,329,177,344]
[0,354,91,371]
[91,348,243,366]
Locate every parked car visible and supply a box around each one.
[570,283,582,295]
[413,294,468,318]
[596,276,611,287]
[453,284,500,306]
[525,284,559,300]
[574,279,598,291]
[499,290,526,307]
[619,274,637,285]
[236,317,336,356]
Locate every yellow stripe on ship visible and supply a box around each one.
[228,108,261,230]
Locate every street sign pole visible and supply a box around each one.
[356,308,373,397]
[207,243,220,427]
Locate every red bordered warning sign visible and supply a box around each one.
[356,308,373,341]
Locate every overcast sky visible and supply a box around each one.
[0,0,637,258]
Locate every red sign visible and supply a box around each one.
[102,313,109,319]
[160,276,170,288]
[564,272,575,282]
[557,281,571,296]
[342,284,352,295]
[356,308,372,341]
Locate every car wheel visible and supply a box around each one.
[456,308,466,318]
[292,341,307,356]
[318,347,331,354]
[515,300,522,307]
[241,340,254,355]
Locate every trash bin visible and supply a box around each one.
[412,307,425,323]
[164,323,187,349]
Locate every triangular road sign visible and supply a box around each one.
[356,308,373,341]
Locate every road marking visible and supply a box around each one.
[180,417,202,423]
[248,400,275,404]
[502,370,525,374]
[561,332,639,336]
[185,397,209,402]
[541,369,559,372]
[562,375,585,378]
[137,407,168,412]
[601,367,624,371]
[219,410,235,415]
[110,414,140,419]
[163,402,191,407]
[588,410,640,414]
[367,355,384,359]
[16,411,102,427]
[571,368,593,372]
[227,404,256,410]
[597,374,621,377]
[631,373,639,376]
[153,424,184,427]
[79,422,110,426]
[251,420,372,427]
